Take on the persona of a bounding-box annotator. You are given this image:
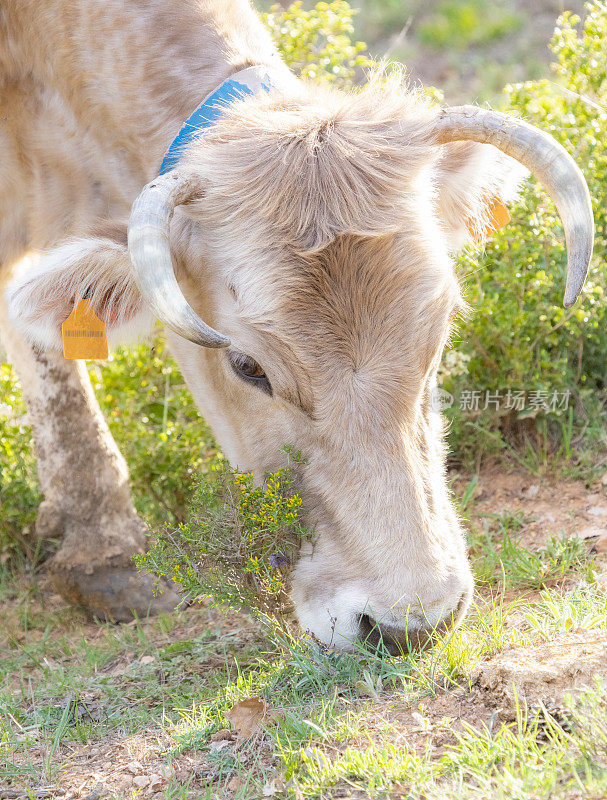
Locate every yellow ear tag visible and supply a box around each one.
[62,298,109,360]
[468,197,511,242]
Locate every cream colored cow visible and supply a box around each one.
[0,0,592,650]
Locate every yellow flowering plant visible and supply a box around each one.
[262,1,371,87]
[134,446,308,615]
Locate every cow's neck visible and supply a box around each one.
[1,0,286,180]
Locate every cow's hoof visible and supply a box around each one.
[50,564,182,622]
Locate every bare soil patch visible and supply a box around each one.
[473,630,607,715]
[456,461,607,548]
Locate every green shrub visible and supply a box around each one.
[0,364,40,562]
[134,448,308,615]
[444,2,607,466]
[90,337,216,528]
[262,1,371,85]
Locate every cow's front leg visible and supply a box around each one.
[0,305,179,621]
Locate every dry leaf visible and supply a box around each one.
[227,696,266,739]
[210,728,233,741]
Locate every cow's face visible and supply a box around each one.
[135,86,531,651]
[168,224,473,651]
[10,81,589,650]
[5,87,512,651]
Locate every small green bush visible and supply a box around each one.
[444,2,607,466]
[262,1,371,85]
[135,448,308,615]
[90,337,215,528]
[0,364,40,562]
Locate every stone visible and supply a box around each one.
[588,505,607,518]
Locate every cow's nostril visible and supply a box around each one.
[357,614,432,656]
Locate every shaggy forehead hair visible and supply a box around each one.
[173,77,466,423]
[282,234,457,428]
[177,78,462,427]
[183,76,446,255]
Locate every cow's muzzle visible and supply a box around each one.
[357,592,471,656]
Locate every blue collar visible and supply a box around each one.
[159,65,286,175]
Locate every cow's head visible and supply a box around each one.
[7,80,593,651]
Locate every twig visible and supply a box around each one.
[383,17,413,60]
[575,334,584,384]
[466,331,501,370]
[546,81,606,113]
[0,790,66,799]
[528,307,575,352]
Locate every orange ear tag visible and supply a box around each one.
[62,298,109,360]
[468,197,511,243]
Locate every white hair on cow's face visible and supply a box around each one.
[183,75,439,257]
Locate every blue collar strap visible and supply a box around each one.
[159,65,289,175]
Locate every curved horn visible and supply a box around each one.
[433,105,594,307]
[128,171,230,347]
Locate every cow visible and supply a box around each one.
[0,0,593,652]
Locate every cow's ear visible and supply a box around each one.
[434,141,527,251]
[6,221,154,352]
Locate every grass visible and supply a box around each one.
[469,510,596,590]
[2,510,607,799]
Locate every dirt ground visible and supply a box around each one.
[455,462,607,546]
[2,462,607,799]
[1,595,264,800]
[474,630,607,710]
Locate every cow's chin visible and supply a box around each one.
[291,580,373,650]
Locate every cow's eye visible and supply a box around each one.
[228,352,272,395]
